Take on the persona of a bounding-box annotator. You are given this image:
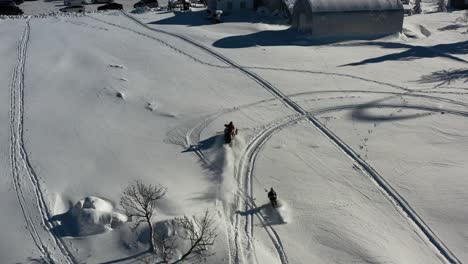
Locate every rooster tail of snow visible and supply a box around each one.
[219,135,245,205]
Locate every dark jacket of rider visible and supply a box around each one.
[268,188,277,200]
[224,121,236,134]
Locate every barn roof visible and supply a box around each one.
[304,0,403,12]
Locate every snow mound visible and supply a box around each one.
[131,7,151,14]
[70,196,127,236]
[403,23,432,38]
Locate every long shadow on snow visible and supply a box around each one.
[339,41,468,66]
[98,250,149,264]
[182,134,225,202]
[348,98,468,123]
[182,134,221,152]
[149,10,287,27]
[237,203,286,226]
[212,28,390,49]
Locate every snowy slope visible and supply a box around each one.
[0,19,42,264]
[0,3,467,264]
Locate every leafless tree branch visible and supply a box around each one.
[120,180,167,253]
[173,210,217,263]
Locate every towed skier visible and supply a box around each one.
[268,187,278,208]
[224,121,238,144]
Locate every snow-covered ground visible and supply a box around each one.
[0,2,467,264]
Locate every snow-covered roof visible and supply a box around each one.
[305,0,403,12]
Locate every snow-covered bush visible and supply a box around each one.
[71,196,127,236]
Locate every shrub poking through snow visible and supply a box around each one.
[413,0,422,14]
[438,0,447,12]
[173,210,217,263]
[116,91,125,99]
[120,180,167,253]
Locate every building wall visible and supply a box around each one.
[292,0,404,37]
[291,0,312,29]
[208,0,254,12]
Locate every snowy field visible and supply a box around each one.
[0,1,467,264]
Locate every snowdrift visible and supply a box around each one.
[52,196,127,237]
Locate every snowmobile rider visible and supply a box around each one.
[224,121,236,135]
[224,121,238,144]
[268,187,278,207]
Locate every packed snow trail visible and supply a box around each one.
[180,99,468,264]
[118,12,460,264]
[9,19,76,264]
[86,14,466,106]
[87,11,461,263]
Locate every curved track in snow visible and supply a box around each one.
[91,12,462,264]
[87,13,467,104]
[9,19,76,264]
[184,99,468,264]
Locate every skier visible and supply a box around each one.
[267,187,278,208]
[224,121,237,144]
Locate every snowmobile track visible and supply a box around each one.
[182,98,467,264]
[86,15,230,69]
[183,115,293,264]
[233,101,467,264]
[118,12,460,264]
[9,19,76,264]
[87,13,467,107]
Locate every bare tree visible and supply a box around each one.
[154,232,177,263]
[438,0,447,12]
[413,0,422,14]
[173,210,217,263]
[120,180,167,253]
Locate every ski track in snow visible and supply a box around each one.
[181,99,468,264]
[9,19,76,264]
[89,11,463,264]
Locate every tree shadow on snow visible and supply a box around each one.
[98,250,149,264]
[25,257,48,264]
[438,24,467,31]
[339,40,468,66]
[417,68,468,87]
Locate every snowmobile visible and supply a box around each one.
[206,9,223,23]
[224,122,238,144]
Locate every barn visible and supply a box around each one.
[291,0,404,37]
